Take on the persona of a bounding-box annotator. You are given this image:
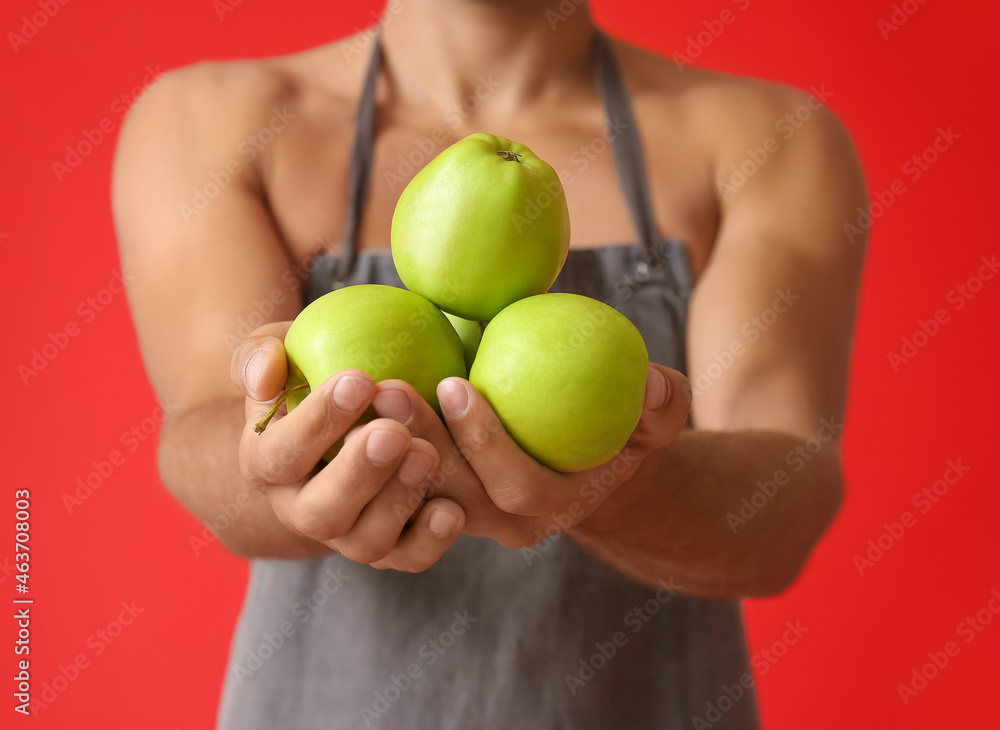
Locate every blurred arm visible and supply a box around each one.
[113,63,326,558]
[569,83,868,597]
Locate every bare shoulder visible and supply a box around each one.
[611,37,861,173]
[612,36,866,263]
[113,39,366,188]
[116,56,292,160]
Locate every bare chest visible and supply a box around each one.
[262,87,718,280]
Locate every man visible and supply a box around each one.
[112,0,866,726]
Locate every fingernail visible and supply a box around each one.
[644,369,669,410]
[428,510,459,538]
[373,389,413,425]
[365,429,407,466]
[334,374,373,411]
[398,450,435,486]
[438,379,469,418]
[244,349,266,399]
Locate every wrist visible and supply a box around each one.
[568,450,651,538]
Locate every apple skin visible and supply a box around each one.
[444,312,483,372]
[283,284,466,458]
[390,133,571,322]
[469,293,649,473]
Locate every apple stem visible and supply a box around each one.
[253,383,310,434]
[477,321,486,336]
[496,150,522,163]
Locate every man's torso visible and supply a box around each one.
[173,32,777,281]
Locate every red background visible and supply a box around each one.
[3,0,998,727]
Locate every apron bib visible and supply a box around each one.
[219,30,759,730]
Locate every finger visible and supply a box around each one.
[370,497,465,573]
[230,321,293,401]
[373,380,482,488]
[436,378,554,517]
[331,439,439,564]
[372,380,505,532]
[242,370,377,489]
[265,418,413,542]
[626,364,692,451]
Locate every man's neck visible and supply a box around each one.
[379,0,596,119]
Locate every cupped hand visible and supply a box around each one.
[229,322,466,572]
[371,363,691,549]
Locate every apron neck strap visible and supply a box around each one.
[336,27,660,282]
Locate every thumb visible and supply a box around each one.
[230,321,293,401]
[627,363,691,452]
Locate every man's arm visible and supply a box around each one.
[566,83,868,597]
[113,62,325,558]
[114,64,465,568]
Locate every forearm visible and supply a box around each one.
[159,397,330,559]
[568,428,843,598]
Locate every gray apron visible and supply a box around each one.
[218,30,759,730]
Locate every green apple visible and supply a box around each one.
[391,133,570,322]
[444,312,483,372]
[256,284,466,460]
[469,293,648,473]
